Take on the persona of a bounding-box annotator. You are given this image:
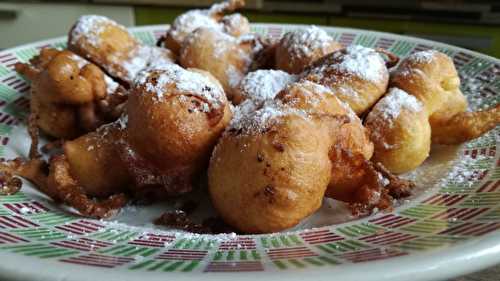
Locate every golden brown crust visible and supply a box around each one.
[430,104,500,144]
[125,65,232,195]
[276,81,374,201]
[30,92,80,139]
[0,154,128,219]
[275,27,343,74]
[15,48,126,139]
[165,0,248,55]
[68,17,138,80]
[365,50,499,174]
[365,89,431,174]
[209,113,342,233]
[208,81,392,233]
[179,27,258,100]
[47,154,128,218]
[302,46,390,115]
[390,50,499,148]
[68,15,175,85]
[391,50,464,117]
[63,125,131,198]
[277,81,373,159]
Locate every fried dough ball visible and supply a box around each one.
[366,50,499,174]
[15,48,126,139]
[391,50,499,145]
[275,26,343,74]
[164,0,249,55]
[209,80,411,233]
[209,100,344,233]
[68,15,175,85]
[277,81,373,160]
[179,27,268,100]
[0,123,130,218]
[302,45,390,115]
[124,63,232,195]
[391,50,465,118]
[275,83,413,208]
[29,93,78,139]
[63,124,131,198]
[232,69,297,105]
[275,81,374,201]
[365,88,430,174]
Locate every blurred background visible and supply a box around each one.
[0,0,499,57]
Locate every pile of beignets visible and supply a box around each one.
[1,0,499,233]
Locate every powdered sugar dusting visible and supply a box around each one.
[71,15,173,83]
[117,114,128,130]
[222,13,247,34]
[365,87,421,150]
[226,64,245,89]
[135,63,224,109]
[308,45,386,83]
[104,75,119,94]
[119,45,174,83]
[336,45,386,82]
[168,0,249,48]
[70,15,122,47]
[369,87,423,122]
[336,86,362,102]
[97,219,239,244]
[228,100,285,135]
[391,50,438,79]
[281,26,335,59]
[228,99,308,135]
[239,70,297,104]
[169,10,222,43]
[70,53,88,69]
[282,80,343,110]
[408,50,438,64]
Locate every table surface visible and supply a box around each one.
[451,264,500,281]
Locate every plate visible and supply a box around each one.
[0,24,499,281]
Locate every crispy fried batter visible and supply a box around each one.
[376,48,400,68]
[0,158,49,197]
[0,160,23,195]
[27,112,41,159]
[431,104,500,144]
[327,148,414,216]
[16,48,127,139]
[41,140,64,154]
[374,162,414,198]
[47,155,127,218]
[0,154,127,218]
[365,87,431,174]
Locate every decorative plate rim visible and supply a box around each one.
[0,231,499,281]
